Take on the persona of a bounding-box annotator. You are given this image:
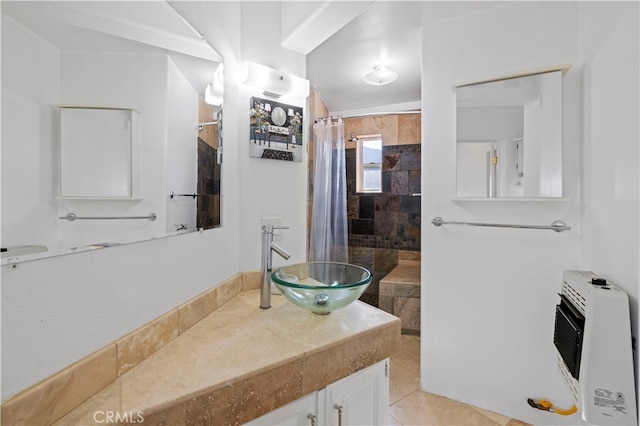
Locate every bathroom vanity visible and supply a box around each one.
[43,283,400,425]
[247,359,388,425]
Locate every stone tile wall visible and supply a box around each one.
[197,96,220,229]
[379,261,421,334]
[345,114,421,307]
[197,139,221,229]
[346,144,421,250]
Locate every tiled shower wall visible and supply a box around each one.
[197,97,221,229]
[307,91,421,308]
[344,114,421,307]
[197,139,221,229]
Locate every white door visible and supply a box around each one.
[323,360,389,426]
[245,392,318,426]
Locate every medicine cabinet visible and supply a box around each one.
[456,70,564,199]
[59,106,139,199]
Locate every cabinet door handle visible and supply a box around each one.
[333,404,344,426]
[306,413,317,426]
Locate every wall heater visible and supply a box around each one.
[554,270,637,425]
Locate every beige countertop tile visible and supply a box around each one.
[58,288,400,425]
[119,295,305,414]
[237,290,400,352]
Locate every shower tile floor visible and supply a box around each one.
[388,335,531,425]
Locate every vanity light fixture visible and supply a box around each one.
[205,63,224,107]
[243,61,310,99]
[363,65,398,86]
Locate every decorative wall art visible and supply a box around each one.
[250,97,303,162]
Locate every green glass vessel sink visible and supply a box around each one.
[271,262,371,315]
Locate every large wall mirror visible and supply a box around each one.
[456,70,563,198]
[1,1,223,264]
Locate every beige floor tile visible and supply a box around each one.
[505,419,532,426]
[389,391,502,426]
[401,334,420,344]
[388,413,404,425]
[394,336,420,374]
[389,360,420,405]
[473,407,512,426]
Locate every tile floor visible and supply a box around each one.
[388,335,531,426]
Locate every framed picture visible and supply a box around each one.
[249,97,303,162]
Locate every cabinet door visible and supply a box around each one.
[324,359,389,426]
[245,392,318,426]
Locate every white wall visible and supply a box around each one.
[523,72,563,198]
[56,51,169,250]
[456,107,523,197]
[579,0,639,400]
[1,16,60,252]
[165,57,198,233]
[457,107,523,142]
[421,3,584,424]
[237,1,309,272]
[3,40,195,254]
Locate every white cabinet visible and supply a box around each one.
[246,359,389,426]
[324,359,389,426]
[246,392,319,426]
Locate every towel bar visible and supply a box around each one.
[59,213,157,222]
[431,217,570,232]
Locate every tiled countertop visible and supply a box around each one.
[55,289,401,425]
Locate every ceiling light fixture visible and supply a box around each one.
[205,63,224,107]
[243,61,310,99]
[363,65,398,86]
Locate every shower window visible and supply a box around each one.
[356,135,382,193]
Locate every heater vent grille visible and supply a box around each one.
[557,357,579,403]
[561,280,586,315]
[553,297,584,380]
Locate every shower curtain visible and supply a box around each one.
[309,118,348,262]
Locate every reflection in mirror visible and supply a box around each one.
[456,70,562,198]
[195,107,222,230]
[1,1,223,264]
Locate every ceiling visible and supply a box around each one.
[306,1,510,115]
[1,1,222,98]
[3,0,511,114]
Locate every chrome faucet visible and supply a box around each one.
[261,224,291,309]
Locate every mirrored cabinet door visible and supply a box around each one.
[59,107,139,199]
[456,70,563,199]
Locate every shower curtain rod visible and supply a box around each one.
[314,110,420,123]
[314,115,343,124]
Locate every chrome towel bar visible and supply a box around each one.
[169,191,198,199]
[60,213,157,222]
[431,217,570,232]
